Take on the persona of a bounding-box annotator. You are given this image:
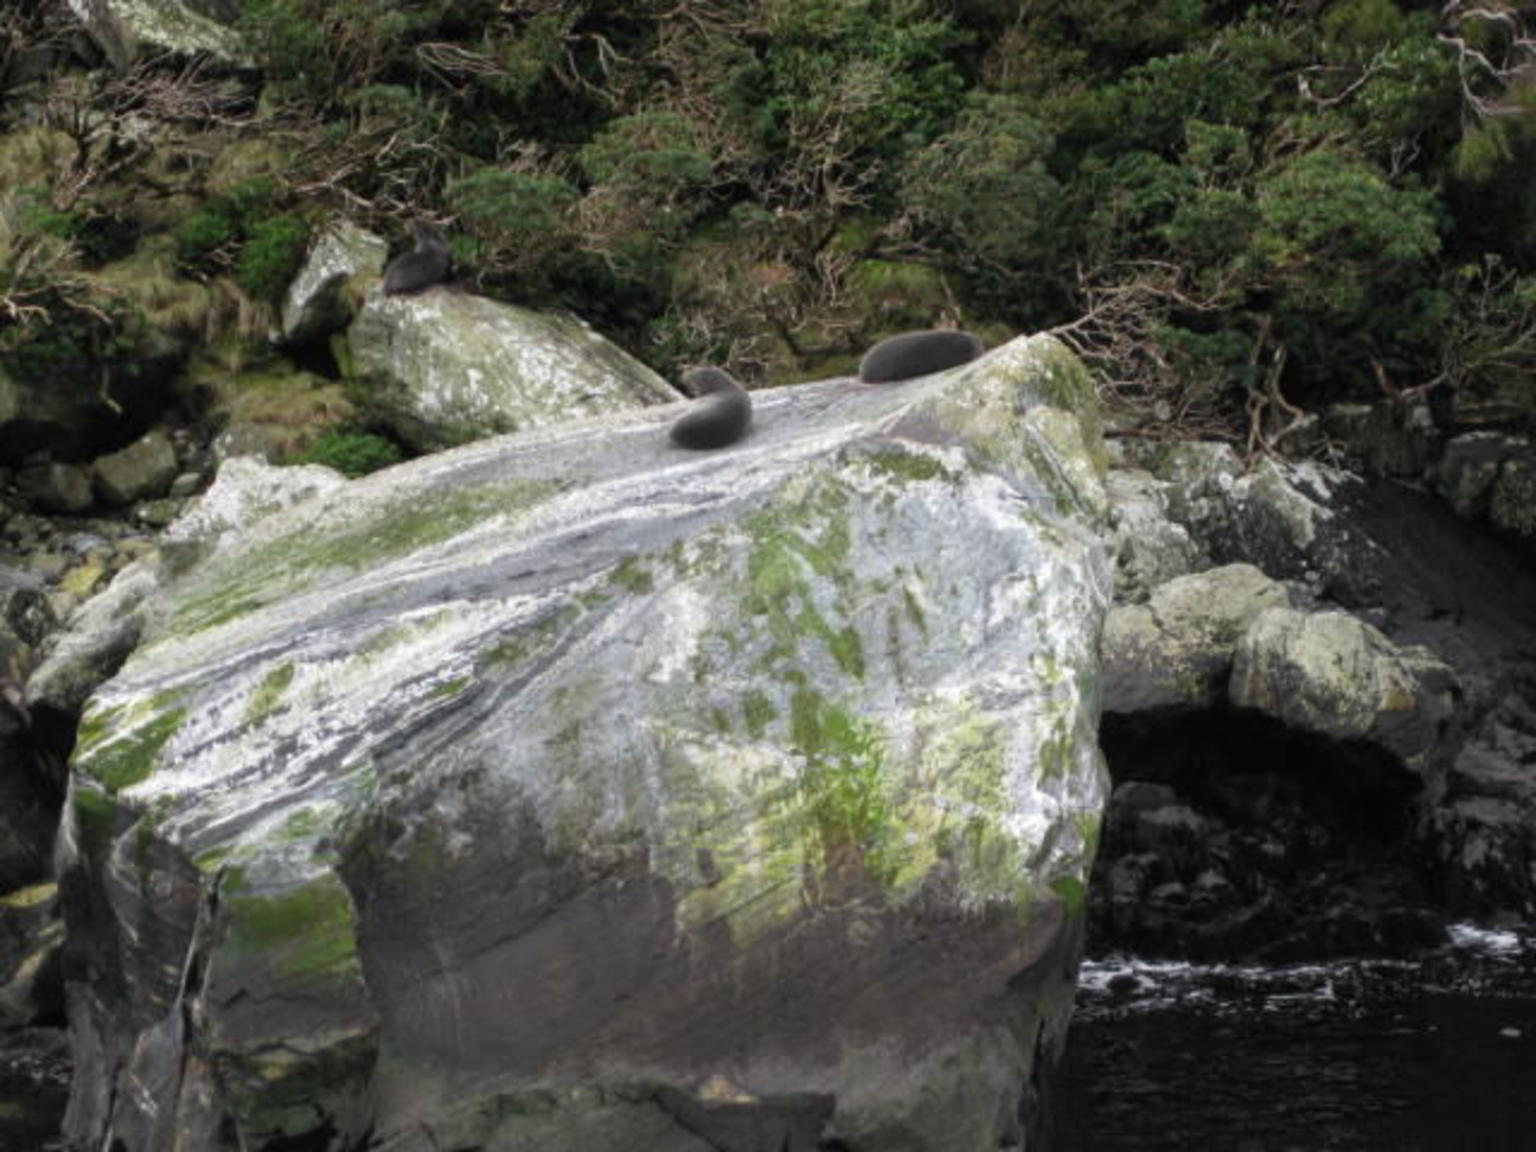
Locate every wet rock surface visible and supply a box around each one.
[58,334,1109,1151]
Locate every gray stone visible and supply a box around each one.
[1323,400,1438,478]
[26,559,161,717]
[1436,432,1522,520]
[348,290,684,451]
[281,222,389,346]
[1105,468,1206,605]
[159,455,348,574]
[1488,452,1536,540]
[17,462,93,515]
[61,334,1109,1152]
[1137,445,1393,608]
[131,497,183,528]
[1230,607,1461,777]
[1102,563,1291,714]
[64,0,248,69]
[0,567,56,648]
[168,472,203,499]
[93,429,179,506]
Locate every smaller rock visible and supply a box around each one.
[133,498,184,529]
[46,592,78,623]
[16,463,92,515]
[58,559,109,599]
[1102,563,1291,714]
[1436,432,1522,520]
[1324,401,1437,478]
[282,221,389,345]
[92,429,178,507]
[1105,469,1205,605]
[1230,607,1461,776]
[0,568,56,648]
[1488,453,1536,540]
[168,472,204,499]
[28,558,159,716]
[24,552,68,583]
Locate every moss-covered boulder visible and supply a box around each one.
[64,0,248,69]
[348,289,683,451]
[60,333,1109,1151]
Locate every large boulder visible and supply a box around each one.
[64,0,247,69]
[1231,607,1460,778]
[59,334,1110,1152]
[348,289,684,451]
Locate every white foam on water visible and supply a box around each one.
[1448,923,1524,956]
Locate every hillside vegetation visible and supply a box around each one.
[2,0,1534,445]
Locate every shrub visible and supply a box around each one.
[300,428,403,476]
[236,215,310,302]
[175,207,238,267]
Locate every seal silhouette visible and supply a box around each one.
[670,366,752,449]
[383,220,451,296]
[857,329,984,383]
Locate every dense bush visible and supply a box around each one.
[174,177,310,302]
[106,0,1536,432]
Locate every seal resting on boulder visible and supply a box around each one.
[383,220,451,296]
[858,329,984,383]
[669,366,752,449]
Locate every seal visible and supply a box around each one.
[670,366,752,450]
[857,329,984,383]
[383,220,451,296]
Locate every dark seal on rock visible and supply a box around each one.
[670,367,752,450]
[857,329,985,384]
[383,220,451,296]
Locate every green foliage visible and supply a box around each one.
[737,0,971,175]
[174,207,238,267]
[1249,150,1441,316]
[236,215,310,302]
[1322,0,1412,54]
[30,0,1529,429]
[299,428,404,476]
[579,111,713,199]
[15,186,79,242]
[241,0,452,104]
[449,170,577,240]
[901,95,1062,270]
[173,177,308,301]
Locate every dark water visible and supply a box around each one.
[0,1031,68,1152]
[5,930,1533,1151]
[1057,926,1536,1152]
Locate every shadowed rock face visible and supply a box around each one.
[58,334,1110,1152]
[670,367,753,449]
[858,329,985,383]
